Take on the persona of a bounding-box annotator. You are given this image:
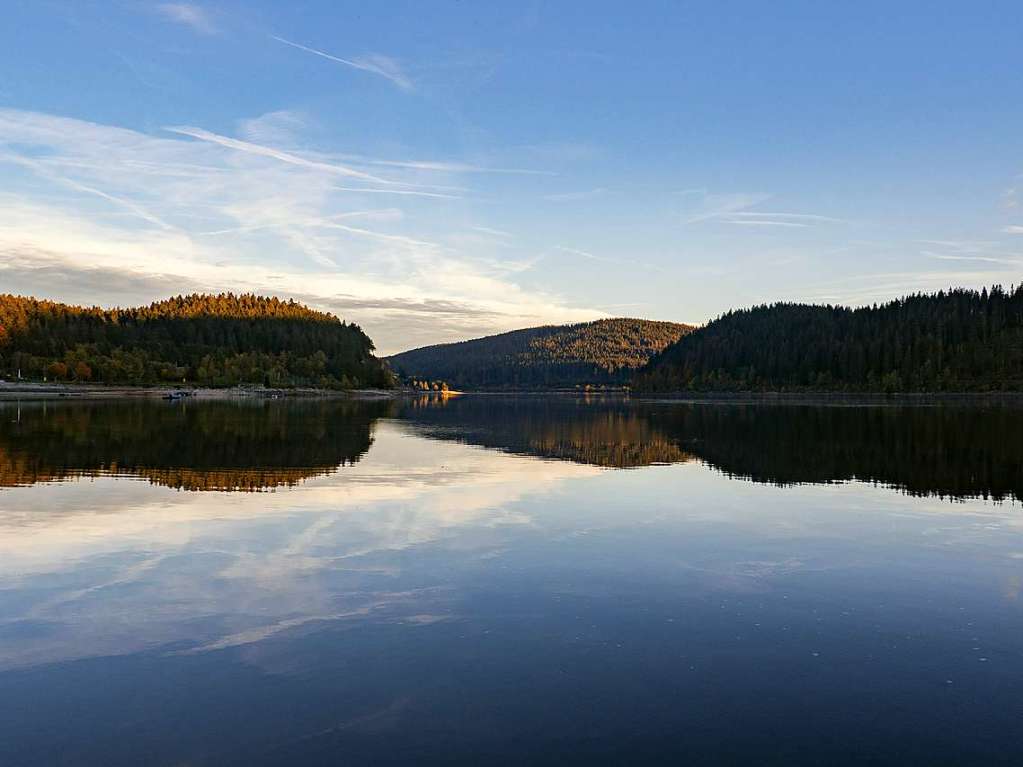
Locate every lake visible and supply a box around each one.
[1,395,1021,765]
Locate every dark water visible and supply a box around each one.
[0,395,1021,765]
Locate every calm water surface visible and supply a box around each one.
[1,395,1021,765]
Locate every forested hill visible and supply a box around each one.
[636,286,1023,392]
[0,293,392,388]
[387,318,692,389]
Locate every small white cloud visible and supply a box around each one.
[156,3,215,35]
[1004,225,1023,234]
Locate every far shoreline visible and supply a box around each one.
[399,388,1023,404]
[0,381,404,402]
[2,381,1019,404]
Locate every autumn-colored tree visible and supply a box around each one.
[46,361,68,380]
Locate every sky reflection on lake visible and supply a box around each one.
[0,397,1021,765]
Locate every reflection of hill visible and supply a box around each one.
[398,395,694,468]
[5,396,1021,501]
[399,396,1023,501]
[652,403,1023,502]
[0,399,394,491]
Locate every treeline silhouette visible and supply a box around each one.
[388,318,691,389]
[396,395,1023,501]
[0,293,392,388]
[0,399,394,491]
[637,286,1023,392]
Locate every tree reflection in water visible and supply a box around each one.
[2,395,1021,502]
[0,399,394,491]
[397,395,1023,502]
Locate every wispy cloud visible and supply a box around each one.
[680,192,770,225]
[271,35,413,91]
[918,238,999,251]
[720,219,809,228]
[333,186,463,200]
[543,187,607,202]
[336,154,553,176]
[316,221,441,250]
[167,126,483,192]
[165,125,394,184]
[555,245,609,262]
[918,238,1023,267]
[554,245,662,272]
[922,251,1023,266]
[1004,225,1023,234]
[917,238,1023,267]
[471,226,513,238]
[197,208,403,236]
[0,108,603,354]
[156,3,215,35]
[679,191,842,229]
[717,212,842,228]
[798,269,1023,307]
[2,152,175,230]
[237,110,307,146]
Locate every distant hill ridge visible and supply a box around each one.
[387,318,693,389]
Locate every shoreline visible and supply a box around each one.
[0,382,401,401]
[406,388,1023,405]
[629,391,1023,406]
[2,381,1018,404]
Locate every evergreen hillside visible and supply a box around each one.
[636,286,1023,392]
[387,318,692,389]
[0,293,392,388]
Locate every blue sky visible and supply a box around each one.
[1,1,1021,353]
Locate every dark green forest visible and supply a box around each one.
[636,286,1023,392]
[0,293,393,388]
[7,286,1023,393]
[387,318,692,389]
